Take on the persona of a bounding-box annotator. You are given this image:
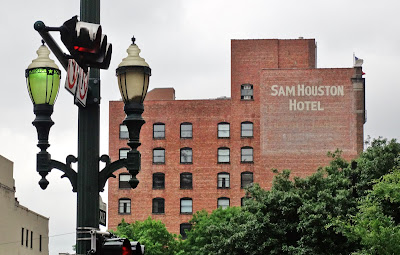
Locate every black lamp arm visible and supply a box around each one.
[98,151,141,192]
[37,152,78,192]
[34,21,68,71]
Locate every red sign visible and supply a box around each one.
[65,59,79,95]
[64,59,90,107]
[75,67,90,107]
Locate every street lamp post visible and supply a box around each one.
[25,2,151,253]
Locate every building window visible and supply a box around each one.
[241,147,254,163]
[26,229,29,247]
[119,173,131,189]
[218,122,230,138]
[152,198,165,214]
[180,148,193,164]
[241,172,254,188]
[21,228,24,246]
[241,196,250,206]
[241,122,253,137]
[119,198,131,214]
[153,173,165,189]
[218,197,230,209]
[31,231,33,249]
[180,198,193,214]
[120,124,128,139]
[153,148,165,164]
[153,123,165,139]
[241,84,253,100]
[218,147,230,163]
[180,223,192,240]
[119,148,129,159]
[39,235,42,252]
[217,172,230,189]
[180,172,193,189]
[181,123,193,138]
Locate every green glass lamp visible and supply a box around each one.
[26,42,61,105]
[26,43,61,189]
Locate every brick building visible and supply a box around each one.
[108,38,365,236]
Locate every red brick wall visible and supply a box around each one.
[145,88,176,101]
[108,38,364,235]
[231,39,316,102]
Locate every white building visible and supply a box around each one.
[0,155,49,254]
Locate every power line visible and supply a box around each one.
[0,232,76,246]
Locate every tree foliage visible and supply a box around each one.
[112,138,400,255]
[181,138,400,254]
[333,169,400,254]
[112,217,180,255]
[178,207,241,255]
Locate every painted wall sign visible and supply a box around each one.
[270,84,345,111]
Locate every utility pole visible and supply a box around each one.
[76,0,101,254]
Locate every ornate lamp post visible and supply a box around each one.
[25,43,70,190]
[26,37,151,254]
[116,37,151,188]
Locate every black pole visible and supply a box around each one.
[76,0,101,254]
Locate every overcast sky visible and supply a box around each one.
[0,0,399,254]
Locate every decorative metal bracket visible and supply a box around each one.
[37,152,78,192]
[99,155,126,192]
[98,151,141,192]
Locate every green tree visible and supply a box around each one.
[185,138,400,255]
[204,166,357,255]
[352,138,400,197]
[178,207,241,255]
[112,217,180,255]
[334,170,400,254]
[112,138,400,255]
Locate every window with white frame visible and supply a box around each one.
[218,122,230,138]
[119,173,131,189]
[119,148,129,159]
[218,197,230,209]
[118,198,131,214]
[180,198,193,214]
[241,122,253,137]
[218,147,230,163]
[241,147,254,162]
[153,123,165,139]
[181,123,193,138]
[241,84,253,100]
[180,148,193,163]
[153,148,165,164]
[217,172,230,188]
[120,124,128,139]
